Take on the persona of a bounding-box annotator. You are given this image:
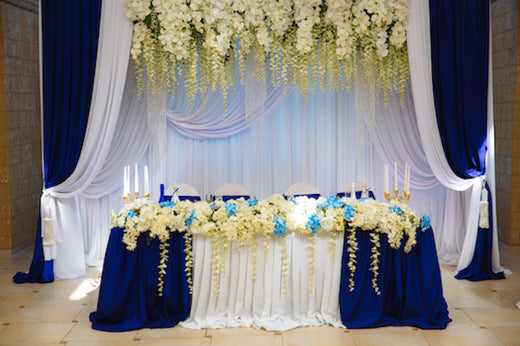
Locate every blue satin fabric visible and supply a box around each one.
[14,0,102,285]
[13,216,54,283]
[89,228,191,331]
[455,183,505,281]
[339,227,451,329]
[211,195,250,202]
[429,0,489,179]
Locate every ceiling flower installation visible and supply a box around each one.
[125,0,410,104]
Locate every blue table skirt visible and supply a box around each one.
[90,228,191,332]
[339,227,451,329]
[91,226,450,331]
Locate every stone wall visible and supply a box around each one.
[0,0,41,252]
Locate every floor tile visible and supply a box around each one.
[206,326,274,336]
[444,287,514,309]
[349,327,428,346]
[65,341,140,346]
[0,322,74,344]
[210,335,282,346]
[136,325,206,339]
[8,301,85,323]
[421,325,503,346]
[283,328,354,346]
[463,307,520,327]
[488,325,520,346]
[497,290,520,305]
[63,322,138,342]
[138,337,211,345]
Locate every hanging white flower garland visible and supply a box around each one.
[125,0,410,103]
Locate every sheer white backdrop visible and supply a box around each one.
[42,0,501,284]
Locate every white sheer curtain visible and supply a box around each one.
[164,86,359,200]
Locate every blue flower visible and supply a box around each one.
[159,201,176,208]
[225,202,237,216]
[185,210,196,227]
[390,205,403,215]
[326,196,344,209]
[344,205,355,219]
[273,216,287,238]
[247,197,259,207]
[359,196,373,202]
[420,214,430,232]
[209,203,217,210]
[127,210,136,218]
[306,214,321,234]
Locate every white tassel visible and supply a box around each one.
[42,218,55,246]
[479,186,489,229]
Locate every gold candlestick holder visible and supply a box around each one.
[384,189,410,203]
[135,192,139,199]
[144,193,150,200]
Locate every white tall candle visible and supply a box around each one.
[123,166,128,196]
[135,164,139,194]
[384,164,389,194]
[394,161,398,191]
[144,165,150,196]
[404,163,408,194]
[407,164,411,193]
[351,182,357,200]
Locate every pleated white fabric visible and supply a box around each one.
[180,233,344,331]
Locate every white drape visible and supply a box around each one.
[42,0,144,277]
[181,234,344,331]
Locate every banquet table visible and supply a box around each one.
[90,210,451,331]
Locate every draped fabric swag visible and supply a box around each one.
[429,0,503,280]
[13,0,102,283]
[16,0,502,288]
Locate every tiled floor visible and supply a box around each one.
[0,246,519,345]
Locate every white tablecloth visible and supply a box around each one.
[180,233,345,331]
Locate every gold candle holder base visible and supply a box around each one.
[144,193,150,199]
[135,192,139,199]
[384,190,410,203]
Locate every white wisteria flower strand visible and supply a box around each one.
[125,0,410,104]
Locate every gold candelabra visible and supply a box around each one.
[384,189,410,203]
[123,192,150,204]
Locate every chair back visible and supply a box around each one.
[160,183,201,202]
[285,182,320,199]
[213,183,249,201]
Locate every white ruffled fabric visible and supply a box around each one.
[180,233,344,331]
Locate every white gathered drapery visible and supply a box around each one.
[42,0,501,305]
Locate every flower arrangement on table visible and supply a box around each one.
[112,194,430,296]
[124,0,410,105]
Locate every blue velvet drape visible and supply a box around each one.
[13,0,102,284]
[429,0,503,280]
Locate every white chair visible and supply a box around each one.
[285,182,320,198]
[165,183,201,201]
[213,183,249,201]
